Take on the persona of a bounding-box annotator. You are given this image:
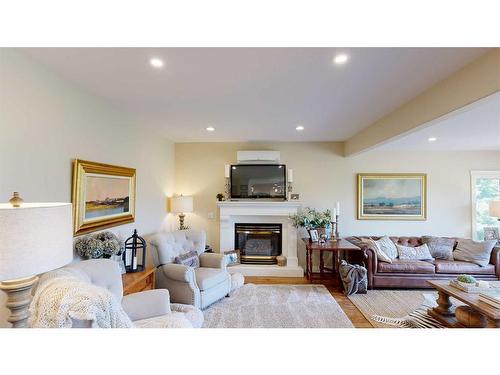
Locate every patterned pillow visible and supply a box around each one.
[397,244,433,261]
[421,236,455,260]
[174,250,200,268]
[453,239,497,267]
[375,236,398,260]
[361,238,393,264]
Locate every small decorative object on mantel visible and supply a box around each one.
[216,193,224,202]
[123,229,146,273]
[224,164,231,200]
[8,192,23,207]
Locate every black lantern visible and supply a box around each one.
[123,229,146,273]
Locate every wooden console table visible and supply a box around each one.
[302,238,361,283]
[122,267,156,296]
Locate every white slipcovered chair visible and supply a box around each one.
[65,259,203,328]
[148,230,231,310]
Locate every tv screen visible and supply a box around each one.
[231,164,286,199]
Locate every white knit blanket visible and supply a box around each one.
[28,268,133,328]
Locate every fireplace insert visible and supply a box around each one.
[234,223,282,264]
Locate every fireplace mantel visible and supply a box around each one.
[217,200,303,277]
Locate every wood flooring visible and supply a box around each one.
[244,276,373,328]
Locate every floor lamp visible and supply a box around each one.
[0,194,73,328]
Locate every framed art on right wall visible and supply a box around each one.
[357,173,427,220]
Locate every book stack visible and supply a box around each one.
[479,290,500,309]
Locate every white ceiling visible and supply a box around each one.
[21,48,488,142]
[375,92,500,151]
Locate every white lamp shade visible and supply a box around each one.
[489,200,500,218]
[0,203,73,281]
[171,196,193,213]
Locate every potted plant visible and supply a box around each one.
[290,207,332,238]
[216,193,224,202]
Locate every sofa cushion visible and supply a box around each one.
[453,239,497,267]
[378,259,435,274]
[195,268,229,291]
[397,243,433,261]
[434,260,496,275]
[421,236,455,260]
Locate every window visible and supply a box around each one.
[471,171,500,240]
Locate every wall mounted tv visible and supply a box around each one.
[230,164,286,199]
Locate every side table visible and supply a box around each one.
[122,267,156,296]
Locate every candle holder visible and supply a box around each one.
[335,215,340,239]
[225,177,231,200]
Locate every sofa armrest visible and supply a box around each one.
[122,289,171,322]
[199,253,227,269]
[160,263,196,283]
[491,246,500,278]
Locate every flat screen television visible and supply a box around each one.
[230,164,286,199]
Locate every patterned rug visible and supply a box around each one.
[348,290,459,328]
[203,284,354,328]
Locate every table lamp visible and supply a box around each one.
[489,200,500,221]
[0,193,73,328]
[171,195,193,230]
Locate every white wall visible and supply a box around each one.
[0,50,175,327]
[175,142,500,252]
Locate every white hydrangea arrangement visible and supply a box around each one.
[74,231,123,259]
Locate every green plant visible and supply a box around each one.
[457,274,477,284]
[290,207,332,229]
[216,193,224,201]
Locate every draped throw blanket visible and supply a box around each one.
[29,268,133,328]
[339,260,367,296]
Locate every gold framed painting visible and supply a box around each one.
[72,159,136,236]
[357,173,427,220]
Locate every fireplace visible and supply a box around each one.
[235,223,282,264]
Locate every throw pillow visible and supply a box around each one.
[375,236,398,260]
[174,250,200,268]
[421,236,455,260]
[361,238,393,264]
[453,239,497,267]
[397,243,434,261]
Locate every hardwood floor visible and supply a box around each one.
[244,276,373,328]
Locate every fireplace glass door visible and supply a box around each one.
[235,223,282,264]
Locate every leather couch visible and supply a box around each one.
[345,236,500,289]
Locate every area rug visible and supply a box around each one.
[203,284,354,328]
[348,290,459,328]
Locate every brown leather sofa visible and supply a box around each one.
[346,236,500,289]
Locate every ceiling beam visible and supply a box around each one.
[344,48,500,156]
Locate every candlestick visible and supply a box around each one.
[287,169,293,183]
[335,214,340,239]
[336,201,340,216]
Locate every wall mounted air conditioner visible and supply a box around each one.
[236,151,281,164]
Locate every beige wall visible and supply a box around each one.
[175,142,500,254]
[0,50,175,327]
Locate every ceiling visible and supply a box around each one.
[21,48,488,142]
[376,91,500,151]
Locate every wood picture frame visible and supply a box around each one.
[72,159,136,236]
[357,173,427,221]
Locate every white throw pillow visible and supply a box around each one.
[375,236,398,260]
[397,243,433,261]
[362,238,393,264]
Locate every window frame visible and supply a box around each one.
[470,170,500,240]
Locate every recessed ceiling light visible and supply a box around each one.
[428,137,437,142]
[296,125,305,131]
[333,53,349,65]
[206,126,215,132]
[149,57,164,68]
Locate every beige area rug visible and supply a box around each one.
[348,290,462,328]
[203,284,354,328]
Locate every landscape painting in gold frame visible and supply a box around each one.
[72,159,136,236]
[357,173,427,221]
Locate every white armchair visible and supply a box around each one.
[148,230,231,310]
[66,259,203,328]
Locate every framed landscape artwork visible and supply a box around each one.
[357,173,427,220]
[72,159,136,235]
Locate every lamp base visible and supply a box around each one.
[0,275,38,328]
[178,213,189,230]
